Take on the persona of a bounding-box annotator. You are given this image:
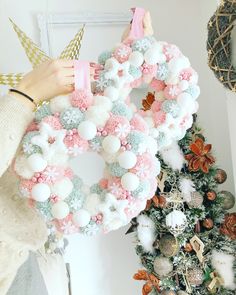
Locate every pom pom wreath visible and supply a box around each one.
[15,13,199,236]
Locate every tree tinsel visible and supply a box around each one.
[132,116,236,295]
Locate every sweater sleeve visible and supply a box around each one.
[0,94,34,177]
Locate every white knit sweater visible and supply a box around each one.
[0,94,48,294]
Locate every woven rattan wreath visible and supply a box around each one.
[207,0,236,92]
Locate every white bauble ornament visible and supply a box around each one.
[50,95,71,114]
[102,135,121,154]
[32,183,51,202]
[118,151,137,169]
[121,172,140,191]
[128,51,144,67]
[146,136,158,154]
[51,201,69,219]
[104,86,119,101]
[94,96,112,111]
[73,209,91,227]
[86,106,110,127]
[51,177,73,200]
[78,121,97,140]
[27,153,47,172]
[165,210,187,236]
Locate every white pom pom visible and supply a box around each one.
[86,106,110,127]
[51,201,69,219]
[73,209,91,227]
[178,80,189,91]
[48,153,69,166]
[50,95,71,114]
[177,93,195,112]
[137,214,156,253]
[121,172,140,191]
[51,177,73,200]
[146,136,158,155]
[102,135,121,154]
[144,48,166,65]
[118,87,132,101]
[27,153,47,173]
[78,121,97,140]
[169,57,190,74]
[32,183,51,202]
[128,51,144,67]
[84,193,101,215]
[118,151,137,169]
[160,141,185,171]
[14,155,34,179]
[104,86,119,101]
[94,95,112,111]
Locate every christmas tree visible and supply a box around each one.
[131,100,236,294]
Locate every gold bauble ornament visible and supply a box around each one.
[186,267,204,286]
[153,257,173,278]
[159,234,179,257]
[219,190,235,210]
[214,169,227,184]
[187,192,203,208]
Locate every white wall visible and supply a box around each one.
[0,1,235,295]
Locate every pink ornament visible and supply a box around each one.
[113,44,132,63]
[42,116,62,130]
[70,89,93,110]
[150,78,166,92]
[163,44,181,61]
[151,101,162,112]
[153,110,167,126]
[104,115,131,139]
[130,114,149,134]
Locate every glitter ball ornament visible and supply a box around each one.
[214,168,227,184]
[206,190,217,201]
[186,267,204,286]
[159,234,179,257]
[203,218,214,229]
[165,210,187,236]
[187,192,203,208]
[153,257,173,278]
[219,190,235,210]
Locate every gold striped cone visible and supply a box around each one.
[9,18,51,68]
[60,24,85,60]
[0,73,23,87]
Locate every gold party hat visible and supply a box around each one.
[0,20,85,87]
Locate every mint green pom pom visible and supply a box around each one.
[36,201,52,220]
[109,162,127,177]
[111,103,132,120]
[98,50,112,65]
[67,190,85,212]
[95,72,113,92]
[60,108,84,129]
[90,183,103,194]
[126,131,146,154]
[129,65,142,79]
[161,100,180,118]
[132,37,152,53]
[22,131,42,156]
[156,63,168,80]
[35,103,52,122]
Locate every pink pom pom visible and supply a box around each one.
[131,153,154,179]
[41,166,65,185]
[26,121,39,132]
[64,133,89,150]
[104,115,131,139]
[141,63,157,76]
[64,168,74,179]
[150,78,166,92]
[163,44,181,61]
[42,116,62,130]
[151,101,162,112]
[113,44,132,63]
[153,110,167,126]
[179,67,198,83]
[164,84,181,99]
[130,114,149,134]
[70,89,93,110]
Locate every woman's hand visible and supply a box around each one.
[15,59,75,105]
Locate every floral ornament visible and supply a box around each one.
[185,137,215,173]
[133,270,160,295]
[220,213,236,240]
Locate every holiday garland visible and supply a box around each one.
[132,109,236,294]
[207,0,236,92]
